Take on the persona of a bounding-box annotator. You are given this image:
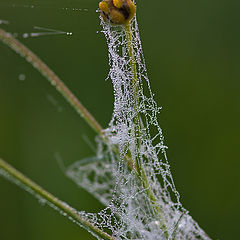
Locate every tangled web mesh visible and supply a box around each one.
[66,5,211,240]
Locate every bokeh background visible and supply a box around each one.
[0,0,239,239]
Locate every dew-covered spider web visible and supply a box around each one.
[66,3,211,240]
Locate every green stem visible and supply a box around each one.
[124,23,169,238]
[0,158,114,240]
[124,23,141,173]
[0,28,103,137]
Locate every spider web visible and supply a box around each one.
[66,2,212,239]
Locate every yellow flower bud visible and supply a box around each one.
[113,0,124,9]
[99,0,136,25]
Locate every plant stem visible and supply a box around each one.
[124,23,141,172]
[0,158,114,240]
[124,23,169,238]
[0,28,103,137]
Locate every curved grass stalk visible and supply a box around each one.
[124,23,141,170]
[0,158,115,240]
[0,28,103,137]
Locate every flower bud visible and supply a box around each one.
[99,0,136,25]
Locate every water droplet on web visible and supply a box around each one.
[23,33,29,38]
[51,81,56,86]
[18,74,26,81]
[154,220,160,226]
[22,26,73,39]
[38,198,47,206]
[0,19,9,25]
[60,7,89,12]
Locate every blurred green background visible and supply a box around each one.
[0,0,239,239]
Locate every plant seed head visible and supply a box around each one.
[99,0,136,25]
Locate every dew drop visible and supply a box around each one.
[23,33,29,38]
[38,198,47,206]
[51,81,56,86]
[0,19,9,25]
[18,74,26,81]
